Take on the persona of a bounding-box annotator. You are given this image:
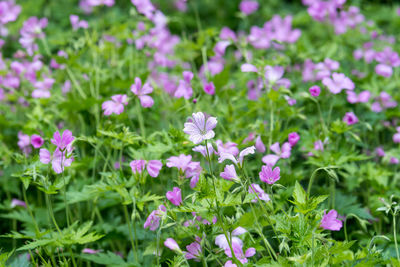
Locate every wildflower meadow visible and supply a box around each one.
[1,0,400,266]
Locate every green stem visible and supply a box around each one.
[268,99,274,150]
[329,178,335,209]
[136,99,146,138]
[204,140,241,266]
[123,205,138,262]
[393,213,400,262]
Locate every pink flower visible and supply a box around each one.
[0,1,21,25]
[40,147,74,174]
[248,184,270,202]
[375,147,385,157]
[271,141,291,158]
[166,154,193,172]
[82,248,101,254]
[203,81,215,95]
[343,112,358,125]
[130,160,146,174]
[320,210,343,231]
[166,187,182,206]
[164,238,181,251]
[393,131,400,143]
[184,240,202,261]
[264,65,290,89]
[192,143,215,158]
[314,140,324,151]
[241,63,257,73]
[19,17,48,55]
[32,77,55,98]
[147,160,162,177]
[131,78,154,108]
[17,132,31,155]
[216,140,239,156]
[322,72,354,94]
[144,205,166,231]
[102,94,128,115]
[255,136,266,153]
[375,64,392,78]
[183,112,217,144]
[215,233,256,264]
[390,157,399,165]
[70,15,89,31]
[239,0,259,15]
[174,71,193,99]
[218,146,255,167]
[309,85,321,97]
[288,132,300,147]
[51,130,74,150]
[11,198,26,208]
[259,165,280,184]
[346,90,370,104]
[31,134,44,148]
[220,164,239,182]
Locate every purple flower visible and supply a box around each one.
[51,130,74,150]
[314,140,324,151]
[183,112,217,144]
[203,81,215,95]
[248,184,270,202]
[0,1,21,25]
[390,157,399,165]
[216,140,239,156]
[131,78,154,108]
[241,63,257,73]
[32,77,55,98]
[102,94,128,115]
[17,132,31,155]
[288,132,300,147]
[322,72,354,94]
[375,147,385,157]
[166,187,182,206]
[320,210,343,231]
[192,143,215,158]
[375,64,393,78]
[393,132,400,143]
[220,164,239,182]
[31,134,44,148]
[218,146,255,167]
[144,204,166,231]
[309,85,321,97]
[166,154,193,172]
[239,0,259,15]
[265,65,290,89]
[131,0,155,19]
[70,15,89,31]
[215,233,256,264]
[147,160,162,177]
[255,136,266,153]
[164,238,181,251]
[174,71,193,99]
[82,248,101,254]
[271,141,291,158]
[11,198,26,208]
[343,112,358,125]
[130,160,146,174]
[259,165,280,184]
[185,240,202,261]
[346,90,370,104]
[40,147,74,174]
[19,17,48,55]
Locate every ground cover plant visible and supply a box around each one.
[1,0,400,266]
